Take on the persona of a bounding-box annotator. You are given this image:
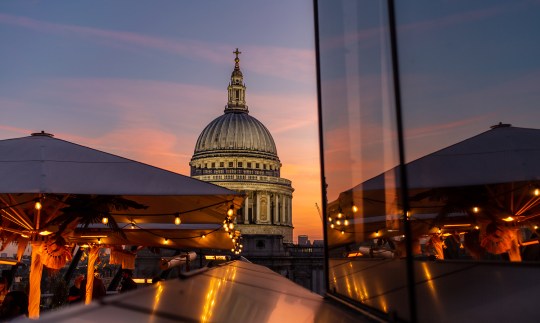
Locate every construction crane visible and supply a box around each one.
[315,203,323,221]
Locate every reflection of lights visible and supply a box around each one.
[152,284,164,313]
[502,216,515,222]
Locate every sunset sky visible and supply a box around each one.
[0,1,322,241]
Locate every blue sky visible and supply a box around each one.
[0,1,323,241]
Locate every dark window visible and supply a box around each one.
[256,240,265,249]
[238,162,243,167]
[211,162,215,168]
[228,162,233,167]
[220,162,224,167]
[256,163,260,169]
[247,162,252,168]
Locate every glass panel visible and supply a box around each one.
[316,1,411,320]
[396,1,540,321]
[317,0,540,321]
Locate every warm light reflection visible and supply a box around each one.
[152,284,164,314]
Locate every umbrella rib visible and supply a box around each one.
[1,195,35,229]
[109,199,235,216]
[0,210,33,230]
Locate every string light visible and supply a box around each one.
[328,216,332,222]
[344,219,349,226]
[34,201,42,210]
[97,238,101,244]
[229,222,234,230]
[163,238,169,245]
[227,205,234,217]
[535,188,540,196]
[102,216,109,225]
[375,230,380,237]
[341,230,344,235]
[202,234,206,239]
[330,224,335,229]
[130,222,135,229]
[352,205,358,213]
[474,225,480,230]
[175,214,181,225]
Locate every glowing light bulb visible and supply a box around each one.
[375,231,380,237]
[175,215,181,225]
[352,205,358,213]
[35,201,42,210]
[341,230,344,235]
[344,219,349,226]
[535,188,540,196]
[330,224,335,229]
[97,238,101,244]
[336,220,341,225]
[231,248,235,252]
[337,212,343,219]
[437,228,442,234]
[227,207,234,217]
[202,234,206,239]
[475,225,480,230]
[164,238,169,244]
[102,216,109,225]
[130,222,135,229]
[224,226,229,232]
[229,222,234,230]
[328,216,332,222]
[534,225,539,230]
[473,207,479,213]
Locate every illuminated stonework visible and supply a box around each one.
[190,49,294,242]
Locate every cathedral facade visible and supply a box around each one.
[189,49,294,242]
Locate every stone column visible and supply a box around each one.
[243,196,249,224]
[288,196,292,225]
[255,192,260,224]
[281,195,286,224]
[274,194,279,224]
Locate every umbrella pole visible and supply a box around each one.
[29,242,44,319]
[85,246,99,305]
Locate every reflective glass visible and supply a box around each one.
[316,0,540,321]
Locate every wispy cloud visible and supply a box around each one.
[0,13,314,83]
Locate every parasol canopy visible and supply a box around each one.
[0,131,244,248]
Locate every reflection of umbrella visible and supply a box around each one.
[0,132,244,317]
[329,125,540,248]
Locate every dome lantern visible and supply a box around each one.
[226,48,248,113]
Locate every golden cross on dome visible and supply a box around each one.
[233,48,241,62]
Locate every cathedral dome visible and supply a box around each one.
[193,111,278,159]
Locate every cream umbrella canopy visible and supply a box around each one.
[0,132,244,317]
